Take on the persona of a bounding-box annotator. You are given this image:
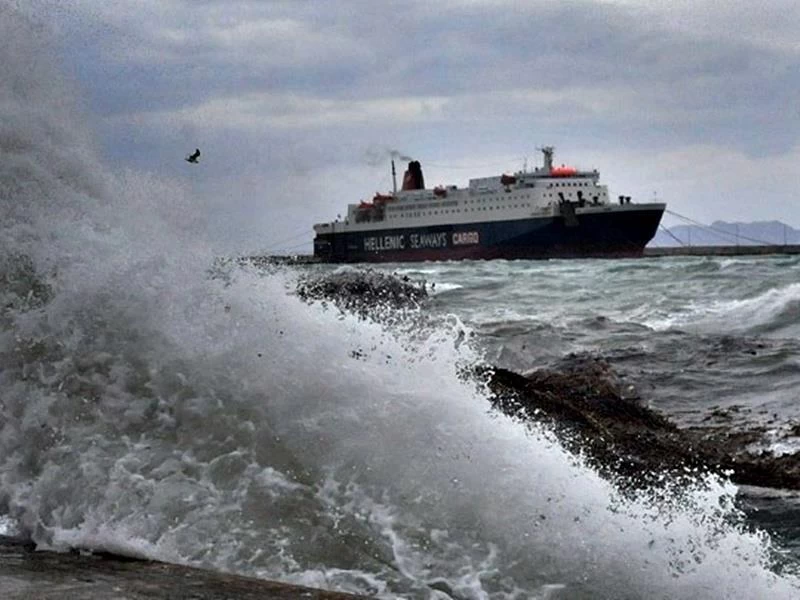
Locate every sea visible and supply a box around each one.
[4,6,800,599]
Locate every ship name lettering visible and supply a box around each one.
[410,232,448,249]
[453,231,480,245]
[364,235,405,252]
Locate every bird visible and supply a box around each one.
[185,148,201,164]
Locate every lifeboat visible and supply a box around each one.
[551,165,577,177]
[500,174,517,186]
[373,193,394,205]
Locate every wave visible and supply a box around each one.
[641,282,800,336]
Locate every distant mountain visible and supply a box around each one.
[649,220,800,247]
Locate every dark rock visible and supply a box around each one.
[0,535,368,599]
[295,269,427,318]
[483,355,706,488]
[482,354,800,491]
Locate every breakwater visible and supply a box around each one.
[254,245,800,265]
[644,245,800,257]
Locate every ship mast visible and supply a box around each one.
[391,160,397,195]
[539,146,555,173]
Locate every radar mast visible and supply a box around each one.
[538,146,555,173]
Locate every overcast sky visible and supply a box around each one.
[20,0,800,253]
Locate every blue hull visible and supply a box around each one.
[313,207,664,262]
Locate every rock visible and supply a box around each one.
[483,355,706,488]
[296,269,427,318]
[0,536,368,600]
[483,354,800,491]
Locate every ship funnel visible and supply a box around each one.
[401,160,425,191]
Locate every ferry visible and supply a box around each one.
[312,147,665,262]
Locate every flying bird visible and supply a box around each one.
[185,148,201,164]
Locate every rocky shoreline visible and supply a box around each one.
[300,268,800,492]
[484,355,800,491]
[0,536,368,600]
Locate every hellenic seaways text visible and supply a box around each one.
[363,231,480,252]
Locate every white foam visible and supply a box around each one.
[640,282,800,334]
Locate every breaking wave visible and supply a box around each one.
[642,282,800,336]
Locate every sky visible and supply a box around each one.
[15,0,800,253]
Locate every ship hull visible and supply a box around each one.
[313,205,665,263]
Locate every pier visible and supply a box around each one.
[245,246,800,265]
[644,245,800,258]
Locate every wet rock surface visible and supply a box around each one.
[484,353,800,491]
[0,536,368,600]
[295,268,428,317]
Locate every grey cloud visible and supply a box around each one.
[68,1,799,155]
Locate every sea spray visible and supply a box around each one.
[3,253,799,597]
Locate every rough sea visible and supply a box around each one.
[4,6,800,599]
